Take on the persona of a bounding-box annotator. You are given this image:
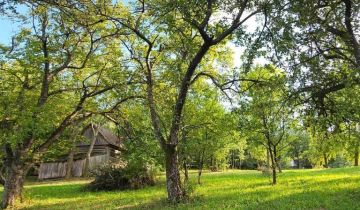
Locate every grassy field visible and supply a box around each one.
[1,167,360,210]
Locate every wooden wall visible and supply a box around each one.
[38,154,109,179]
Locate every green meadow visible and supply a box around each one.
[1,167,360,210]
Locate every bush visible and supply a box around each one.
[257,166,272,176]
[328,155,350,168]
[87,160,156,191]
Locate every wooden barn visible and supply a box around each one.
[38,124,124,179]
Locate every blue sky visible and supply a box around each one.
[0,4,27,45]
[0,16,19,44]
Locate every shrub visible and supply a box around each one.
[328,155,350,168]
[87,160,156,191]
[257,166,272,175]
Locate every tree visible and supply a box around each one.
[58,0,265,201]
[179,83,244,184]
[238,66,293,184]
[266,0,359,114]
[82,124,99,177]
[0,3,136,208]
[287,130,310,169]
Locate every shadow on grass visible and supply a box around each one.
[1,168,360,210]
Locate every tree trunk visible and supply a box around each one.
[210,156,218,172]
[197,148,205,185]
[276,155,282,173]
[1,164,27,209]
[231,150,235,169]
[277,162,282,173]
[0,175,4,186]
[197,158,204,185]
[239,158,242,170]
[0,166,5,186]
[268,146,277,185]
[272,166,277,185]
[354,147,359,166]
[164,144,183,202]
[266,149,271,171]
[65,149,74,179]
[197,166,203,185]
[271,147,277,184]
[82,124,98,177]
[297,152,301,169]
[183,161,188,184]
[323,154,328,168]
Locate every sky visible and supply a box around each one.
[0,16,19,44]
[0,3,266,67]
[0,4,27,45]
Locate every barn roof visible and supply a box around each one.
[79,124,124,150]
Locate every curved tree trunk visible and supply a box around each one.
[164,144,183,202]
[82,124,98,177]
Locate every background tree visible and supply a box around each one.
[287,130,310,169]
[179,83,244,184]
[238,66,293,184]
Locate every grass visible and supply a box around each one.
[1,167,360,209]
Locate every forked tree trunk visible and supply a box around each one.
[164,144,183,202]
[1,163,29,209]
[268,146,277,185]
[82,124,98,177]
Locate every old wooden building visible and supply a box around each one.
[38,124,123,179]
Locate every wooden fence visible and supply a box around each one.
[38,155,109,179]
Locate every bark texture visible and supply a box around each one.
[1,163,29,209]
[164,145,183,202]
